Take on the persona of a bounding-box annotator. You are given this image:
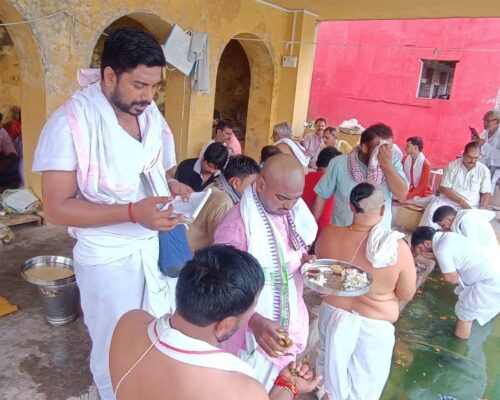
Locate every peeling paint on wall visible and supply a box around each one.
[0,25,21,124]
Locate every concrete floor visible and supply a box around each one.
[0,222,447,400]
[0,224,97,400]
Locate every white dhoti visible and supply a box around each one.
[455,279,500,326]
[316,303,395,400]
[74,231,177,400]
[33,70,179,400]
[433,232,500,327]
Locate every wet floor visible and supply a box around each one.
[382,272,500,400]
[2,224,499,399]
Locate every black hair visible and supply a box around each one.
[317,146,342,168]
[223,155,260,181]
[324,126,336,135]
[464,141,481,154]
[215,119,233,132]
[213,109,220,120]
[260,145,281,163]
[100,27,166,78]
[432,205,457,223]
[360,123,393,145]
[411,226,437,248]
[203,142,229,169]
[176,245,265,326]
[407,136,424,152]
[0,113,3,122]
[315,117,327,125]
[349,182,377,213]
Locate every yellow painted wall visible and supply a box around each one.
[0,26,21,125]
[1,0,498,198]
[1,0,318,196]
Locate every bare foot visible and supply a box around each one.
[454,319,472,339]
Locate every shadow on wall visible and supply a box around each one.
[215,39,250,145]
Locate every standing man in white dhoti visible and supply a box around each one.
[412,227,500,339]
[110,245,322,400]
[432,205,500,265]
[214,154,317,389]
[315,182,417,400]
[419,142,491,228]
[32,28,192,400]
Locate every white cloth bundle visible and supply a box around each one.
[366,224,405,268]
[274,138,311,168]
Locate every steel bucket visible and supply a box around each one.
[21,256,79,326]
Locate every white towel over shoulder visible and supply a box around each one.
[366,224,405,268]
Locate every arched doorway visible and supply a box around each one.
[215,34,275,160]
[0,25,21,189]
[0,1,46,194]
[214,40,251,151]
[90,13,191,162]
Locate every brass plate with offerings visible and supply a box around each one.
[302,259,373,297]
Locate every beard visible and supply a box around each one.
[110,87,151,116]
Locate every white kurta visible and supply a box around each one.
[433,232,500,325]
[32,78,177,400]
[419,158,491,228]
[451,209,500,266]
[480,127,500,169]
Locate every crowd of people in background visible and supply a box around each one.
[31,27,500,400]
[0,106,22,188]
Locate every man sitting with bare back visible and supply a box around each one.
[110,245,322,400]
[315,182,416,400]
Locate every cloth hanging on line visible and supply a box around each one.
[162,24,210,93]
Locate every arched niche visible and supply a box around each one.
[89,12,191,162]
[0,0,46,194]
[214,40,251,151]
[222,33,275,160]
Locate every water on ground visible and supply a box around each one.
[382,272,500,400]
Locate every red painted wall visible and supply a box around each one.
[308,18,500,167]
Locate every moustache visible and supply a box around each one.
[132,101,151,107]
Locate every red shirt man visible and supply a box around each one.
[302,147,341,234]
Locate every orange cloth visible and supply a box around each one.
[404,155,432,200]
[5,119,21,141]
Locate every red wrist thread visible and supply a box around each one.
[128,202,137,224]
[274,375,298,398]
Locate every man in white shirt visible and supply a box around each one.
[432,205,500,265]
[471,109,500,193]
[412,227,500,339]
[470,109,500,169]
[419,142,491,228]
[32,28,191,400]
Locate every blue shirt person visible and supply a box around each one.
[312,123,408,229]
